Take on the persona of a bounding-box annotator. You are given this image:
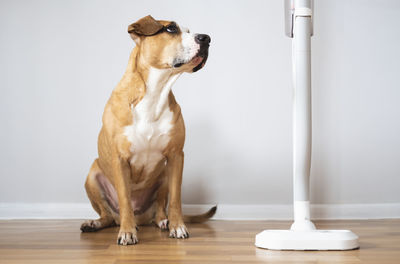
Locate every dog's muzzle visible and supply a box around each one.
[192,34,210,72]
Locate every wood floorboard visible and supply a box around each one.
[0,219,399,263]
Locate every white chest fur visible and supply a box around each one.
[124,67,180,174]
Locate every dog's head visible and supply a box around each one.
[128,15,210,73]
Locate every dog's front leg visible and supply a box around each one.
[167,151,189,238]
[112,155,138,245]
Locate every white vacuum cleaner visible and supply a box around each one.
[255,0,359,250]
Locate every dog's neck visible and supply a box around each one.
[140,67,181,120]
[129,50,181,120]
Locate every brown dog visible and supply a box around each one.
[80,15,215,245]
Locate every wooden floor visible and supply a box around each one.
[0,219,399,264]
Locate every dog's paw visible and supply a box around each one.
[158,219,169,230]
[80,220,101,232]
[169,224,189,239]
[117,231,138,245]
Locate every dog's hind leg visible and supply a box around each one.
[154,177,169,230]
[81,159,118,232]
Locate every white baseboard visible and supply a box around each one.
[0,203,97,220]
[0,203,399,220]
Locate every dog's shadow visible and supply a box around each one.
[181,119,222,205]
[180,117,240,203]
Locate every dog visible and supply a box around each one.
[80,15,216,245]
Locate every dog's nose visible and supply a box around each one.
[195,34,211,44]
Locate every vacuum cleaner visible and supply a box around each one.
[255,0,359,250]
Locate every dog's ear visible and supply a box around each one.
[128,15,163,44]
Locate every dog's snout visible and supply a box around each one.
[195,34,211,44]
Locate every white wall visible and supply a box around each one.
[0,0,399,211]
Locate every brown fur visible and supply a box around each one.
[81,15,215,245]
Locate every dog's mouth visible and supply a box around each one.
[191,49,208,72]
[172,46,209,72]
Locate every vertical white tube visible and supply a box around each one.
[291,4,315,231]
[293,16,311,203]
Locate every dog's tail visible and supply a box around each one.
[183,205,217,223]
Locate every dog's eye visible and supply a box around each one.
[166,24,178,34]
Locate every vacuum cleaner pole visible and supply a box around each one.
[291,0,315,232]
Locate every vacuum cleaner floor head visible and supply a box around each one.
[255,229,359,251]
